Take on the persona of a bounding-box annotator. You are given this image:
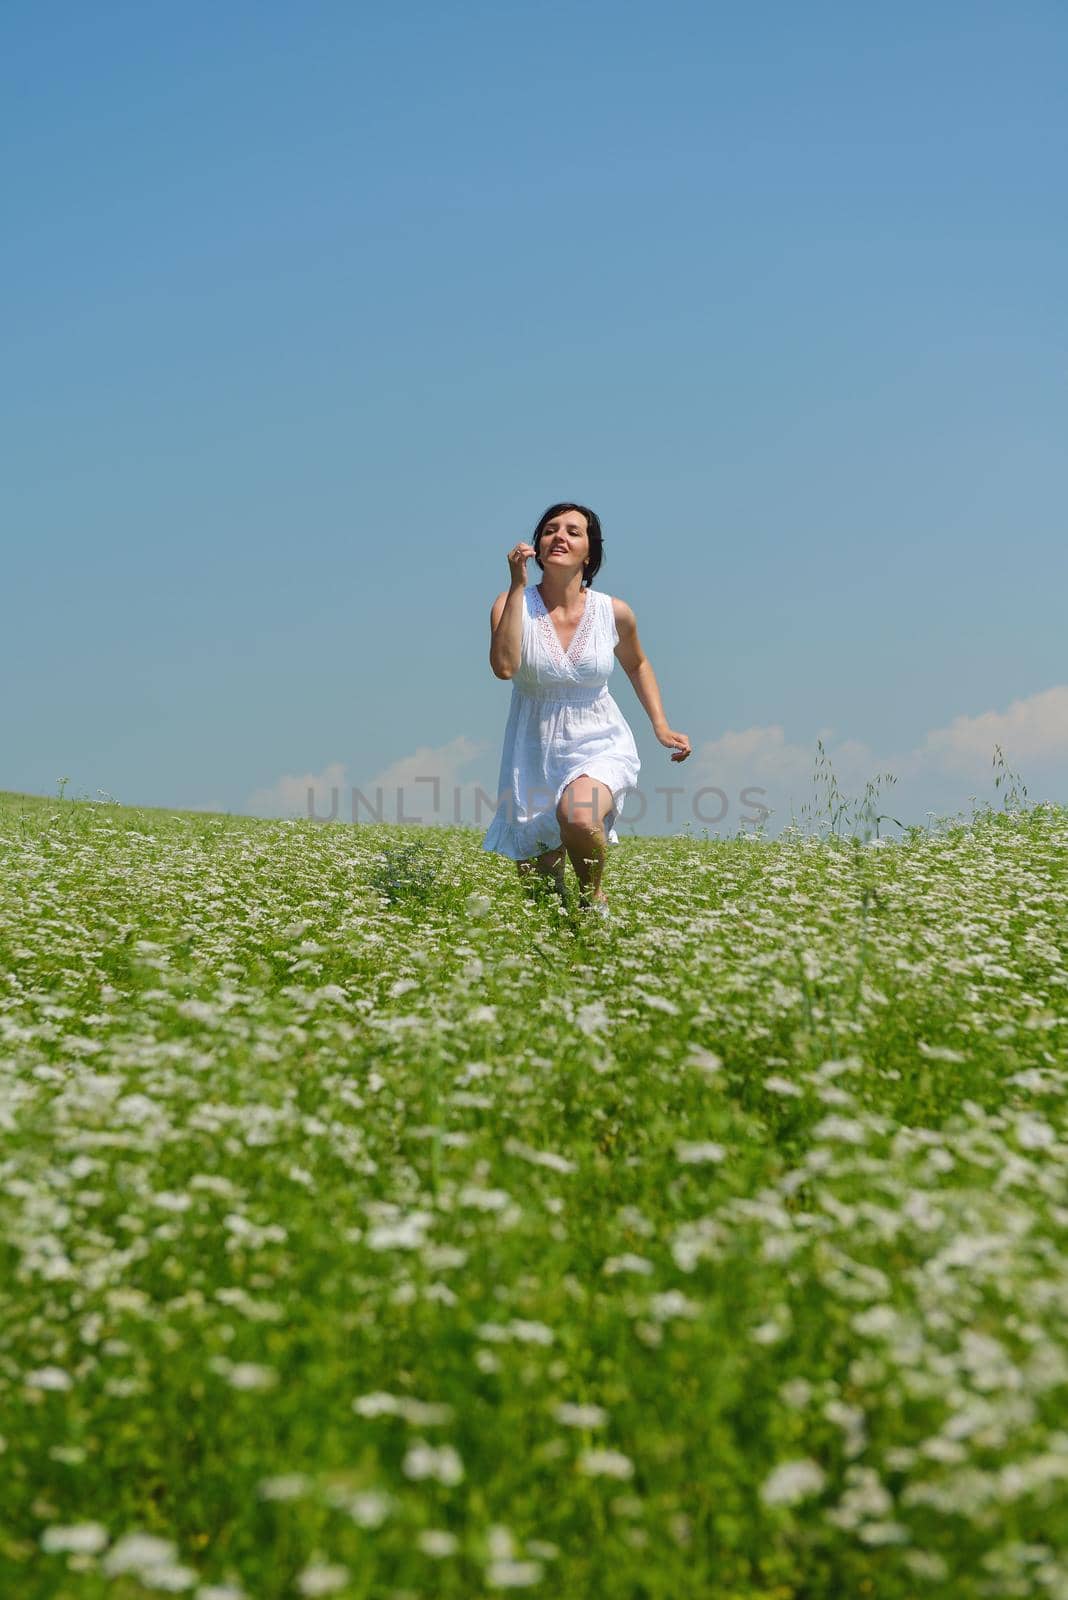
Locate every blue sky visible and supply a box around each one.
[4,1,1065,838]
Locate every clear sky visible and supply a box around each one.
[4,1,1065,838]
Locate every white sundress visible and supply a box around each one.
[481,584,641,861]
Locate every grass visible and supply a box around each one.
[0,768,1066,1599]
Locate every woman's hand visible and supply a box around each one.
[656,726,692,762]
[507,542,536,588]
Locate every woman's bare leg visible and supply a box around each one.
[557,777,615,905]
[516,845,567,901]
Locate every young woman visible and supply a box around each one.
[483,501,691,918]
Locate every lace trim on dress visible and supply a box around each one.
[531,585,598,669]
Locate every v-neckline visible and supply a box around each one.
[533,584,590,663]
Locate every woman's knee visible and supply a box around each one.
[557,775,615,834]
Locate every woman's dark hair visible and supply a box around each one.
[531,502,604,588]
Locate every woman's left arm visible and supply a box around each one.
[612,598,692,763]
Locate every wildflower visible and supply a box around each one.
[257,1474,311,1500]
[102,1533,180,1576]
[759,1458,826,1506]
[675,1141,726,1165]
[353,1392,453,1425]
[403,1441,465,1486]
[810,1115,868,1144]
[296,1563,350,1596]
[578,1449,634,1480]
[1014,1113,1056,1150]
[458,1186,513,1211]
[648,1291,701,1322]
[478,1320,554,1346]
[553,1402,608,1428]
[603,1253,654,1276]
[326,1489,392,1528]
[686,1045,723,1076]
[227,1363,277,1391]
[24,1366,73,1391]
[576,999,610,1035]
[504,1139,577,1174]
[366,1211,433,1251]
[487,1525,516,1559]
[40,1523,109,1554]
[487,1559,544,1587]
[418,1529,459,1557]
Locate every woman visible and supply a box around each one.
[482,501,691,918]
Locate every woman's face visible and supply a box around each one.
[537,510,590,575]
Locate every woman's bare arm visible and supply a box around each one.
[612,597,692,760]
[489,586,526,679]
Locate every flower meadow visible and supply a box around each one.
[1,787,1067,1599]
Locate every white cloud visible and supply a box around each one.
[355,736,492,825]
[245,738,492,825]
[688,725,883,828]
[246,760,349,821]
[917,684,1068,777]
[686,684,1067,832]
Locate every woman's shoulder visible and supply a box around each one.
[490,586,535,619]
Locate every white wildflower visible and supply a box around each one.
[458,1186,513,1211]
[257,1474,311,1500]
[686,1045,724,1076]
[648,1291,701,1322]
[675,1140,726,1165]
[40,1522,109,1554]
[811,1115,868,1145]
[366,1211,432,1251]
[487,1525,516,1560]
[760,1458,827,1506]
[227,1363,277,1391]
[478,1320,554,1346]
[332,1490,392,1528]
[1015,1113,1056,1150]
[553,1402,608,1429]
[576,999,610,1035]
[418,1529,459,1557]
[635,991,680,1015]
[504,1139,577,1174]
[487,1559,544,1587]
[135,1560,199,1589]
[916,1041,966,1063]
[103,1533,179,1575]
[603,1254,654,1276]
[296,1563,350,1596]
[353,1392,453,1425]
[403,1441,465,1486]
[24,1366,73,1391]
[578,1449,634,1479]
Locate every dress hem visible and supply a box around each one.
[481,762,640,862]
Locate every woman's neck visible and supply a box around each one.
[537,574,586,610]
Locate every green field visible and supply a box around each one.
[2,786,1066,1598]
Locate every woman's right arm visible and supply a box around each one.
[489,541,535,679]
[489,585,526,679]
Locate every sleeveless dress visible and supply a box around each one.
[481,584,641,860]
